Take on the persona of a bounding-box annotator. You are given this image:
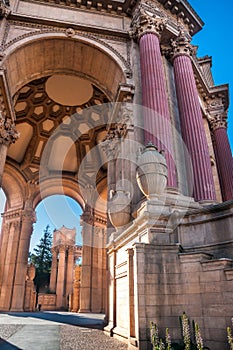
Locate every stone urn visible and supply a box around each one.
[27,263,36,281]
[136,143,168,199]
[108,189,131,228]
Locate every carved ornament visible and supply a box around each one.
[81,204,95,225]
[130,5,167,41]
[0,83,19,146]
[0,0,10,18]
[22,209,37,224]
[169,28,194,60]
[0,115,19,146]
[116,102,134,135]
[206,98,228,131]
[208,112,227,131]
[101,128,121,160]
[3,21,132,79]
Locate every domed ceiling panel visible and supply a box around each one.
[10,75,110,184]
[7,123,33,163]
[48,135,78,172]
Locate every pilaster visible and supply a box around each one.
[127,248,136,345]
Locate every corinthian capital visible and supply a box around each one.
[22,209,37,224]
[206,98,227,131]
[0,114,19,146]
[208,113,227,131]
[130,5,167,41]
[169,29,194,60]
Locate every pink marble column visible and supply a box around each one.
[139,32,177,188]
[211,121,233,201]
[171,38,216,201]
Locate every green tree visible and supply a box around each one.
[30,224,52,293]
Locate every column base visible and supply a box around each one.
[199,199,218,207]
[78,308,91,313]
[10,308,24,312]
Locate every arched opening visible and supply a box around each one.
[30,195,83,252]
[0,35,123,312]
[29,195,83,311]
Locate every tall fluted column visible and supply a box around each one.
[209,111,233,201]
[49,247,58,293]
[170,31,216,202]
[131,8,177,188]
[56,245,66,308]
[66,246,74,296]
[11,209,36,311]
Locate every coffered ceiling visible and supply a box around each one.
[7,74,110,184]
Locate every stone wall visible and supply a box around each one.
[38,293,56,311]
[135,242,233,350]
[107,201,233,349]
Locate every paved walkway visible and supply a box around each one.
[0,312,127,350]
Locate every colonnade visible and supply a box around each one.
[131,6,232,202]
[49,227,82,309]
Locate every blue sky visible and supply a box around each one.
[0,0,232,250]
[188,0,233,150]
[29,196,83,252]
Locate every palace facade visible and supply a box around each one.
[0,0,232,348]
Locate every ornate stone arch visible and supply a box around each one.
[1,164,26,210]
[32,177,85,211]
[2,32,128,99]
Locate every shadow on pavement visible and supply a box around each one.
[0,338,23,349]
[0,312,107,330]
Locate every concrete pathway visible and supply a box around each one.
[0,312,106,350]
